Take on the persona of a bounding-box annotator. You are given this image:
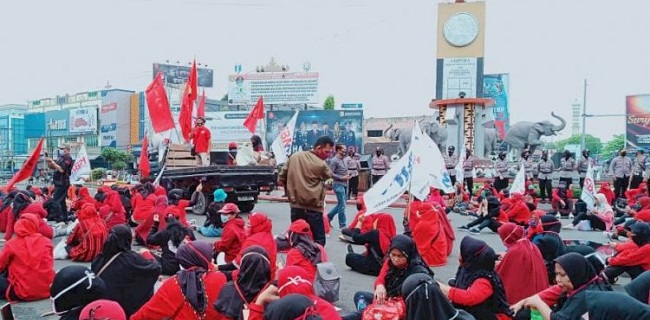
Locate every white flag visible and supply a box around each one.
[364,149,415,215]
[410,122,454,200]
[70,145,91,183]
[509,164,526,195]
[455,145,466,183]
[581,163,597,210]
[271,112,299,165]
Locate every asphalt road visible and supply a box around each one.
[7,200,626,319]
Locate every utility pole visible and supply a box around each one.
[580,79,588,152]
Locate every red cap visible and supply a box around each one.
[219,203,240,214]
[79,300,126,320]
[228,142,238,149]
[288,219,311,234]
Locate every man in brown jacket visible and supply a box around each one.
[279,136,334,245]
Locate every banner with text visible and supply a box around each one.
[580,164,596,210]
[69,106,98,134]
[270,112,298,165]
[100,103,118,147]
[227,72,319,105]
[626,94,650,150]
[436,57,482,100]
[483,74,510,139]
[364,150,414,216]
[204,111,263,150]
[70,145,91,183]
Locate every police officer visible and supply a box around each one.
[494,151,509,191]
[577,149,592,189]
[559,150,576,187]
[631,150,646,189]
[444,146,459,185]
[463,149,478,195]
[537,150,555,203]
[45,145,74,222]
[609,149,632,199]
[521,150,534,181]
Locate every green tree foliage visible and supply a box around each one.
[545,134,603,155]
[91,168,105,180]
[112,161,126,171]
[601,134,625,159]
[323,95,335,110]
[101,148,132,169]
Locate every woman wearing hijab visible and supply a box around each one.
[345,213,395,276]
[401,273,476,320]
[437,236,511,320]
[412,201,449,266]
[132,241,227,320]
[495,223,549,305]
[346,235,433,320]
[3,191,52,241]
[72,187,97,212]
[79,299,127,320]
[460,196,508,234]
[147,214,196,275]
[198,188,226,237]
[50,266,107,320]
[513,252,610,320]
[134,195,168,246]
[285,219,328,281]
[214,246,273,319]
[563,193,614,231]
[505,192,531,226]
[274,266,341,319]
[551,181,573,219]
[65,203,108,262]
[167,185,202,227]
[597,182,615,205]
[98,188,126,230]
[131,183,156,223]
[263,294,323,320]
[624,270,650,304]
[221,212,277,277]
[584,291,650,320]
[340,196,373,244]
[90,225,161,317]
[604,221,650,283]
[531,215,566,284]
[0,213,54,301]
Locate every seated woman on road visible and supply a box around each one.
[401,273,476,320]
[219,212,277,278]
[49,266,107,320]
[584,291,650,320]
[512,252,610,320]
[147,214,195,276]
[71,186,97,212]
[134,195,168,246]
[412,202,449,267]
[284,219,328,281]
[64,203,107,262]
[3,192,54,241]
[132,184,158,245]
[214,246,273,319]
[131,241,227,320]
[167,185,203,227]
[563,193,614,232]
[459,196,508,234]
[604,221,650,284]
[343,235,433,320]
[213,203,246,264]
[505,192,531,226]
[624,270,650,304]
[263,294,323,320]
[275,266,341,320]
[197,188,226,237]
[0,213,54,302]
[345,213,395,276]
[91,224,161,317]
[551,181,574,219]
[340,196,371,243]
[496,223,549,305]
[437,236,512,320]
[531,215,567,284]
[98,187,127,230]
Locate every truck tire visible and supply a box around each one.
[237,201,255,213]
[192,192,208,215]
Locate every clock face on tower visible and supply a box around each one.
[443,12,479,47]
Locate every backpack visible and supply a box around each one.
[313,261,340,303]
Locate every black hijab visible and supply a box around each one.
[540,215,562,233]
[383,235,433,298]
[12,192,30,219]
[402,273,475,320]
[631,222,650,247]
[214,246,272,319]
[290,231,322,265]
[624,270,650,304]
[264,294,323,320]
[93,225,132,268]
[50,266,106,319]
[175,241,213,314]
[486,196,500,218]
[554,252,597,292]
[585,291,650,320]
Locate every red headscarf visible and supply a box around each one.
[249,212,272,235]
[496,223,549,304]
[373,213,396,254]
[77,203,99,221]
[277,266,342,320]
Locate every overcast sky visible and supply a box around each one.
[1,0,648,142]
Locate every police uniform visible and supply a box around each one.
[631,155,647,189]
[537,159,555,201]
[444,153,459,186]
[559,156,576,186]
[463,155,477,195]
[577,156,592,189]
[494,158,509,191]
[610,155,632,198]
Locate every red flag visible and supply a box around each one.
[243,96,265,134]
[145,73,175,133]
[188,60,198,103]
[197,89,206,118]
[7,138,43,190]
[139,135,150,178]
[179,83,194,143]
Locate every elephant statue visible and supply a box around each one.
[383,118,448,157]
[484,127,499,156]
[503,112,566,155]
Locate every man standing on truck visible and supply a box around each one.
[190,117,211,166]
[279,136,334,246]
[327,144,350,229]
[45,145,74,222]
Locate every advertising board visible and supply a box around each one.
[227,72,319,105]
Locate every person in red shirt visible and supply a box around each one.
[4,192,53,241]
[626,183,648,206]
[605,222,650,283]
[214,203,245,264]
[71,187,96,212]
[0,213,54,302]
[345,213,395,276]
[98,188,126,230]
[505,192,532,226]
[190,117,211,166]
[134,195,167,246]
[496,223,549,305]
[598,182,615,206]
[221,212,277,278]
[131,183,157,240]
[437,236,512,320]
[273,266,341,320]
[167,185,202,227]
[551,181,574,219]
[65,203,108,262]
[285,219,328,281]
[227,142,238,165]
[131,241,227,320]
[340,195,374,244]
[412,202,448,267]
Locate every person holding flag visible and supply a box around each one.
[189,117,211,166]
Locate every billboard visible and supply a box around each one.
[69,106,98,134]
[152,63,214,87]
[204,111,263,150]
[626,94,650,150]
[100,103,118,147]
[265,110,364,154]
[483,73,510,139]
[227,72,319,105]
[436,57,484,100]
[45,110,69,137]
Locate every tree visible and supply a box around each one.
[545,134,603,155]
[101,148,132,170]
[602,134,625,159]
[323,95,335,110]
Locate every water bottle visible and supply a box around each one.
[356,295,367,311]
